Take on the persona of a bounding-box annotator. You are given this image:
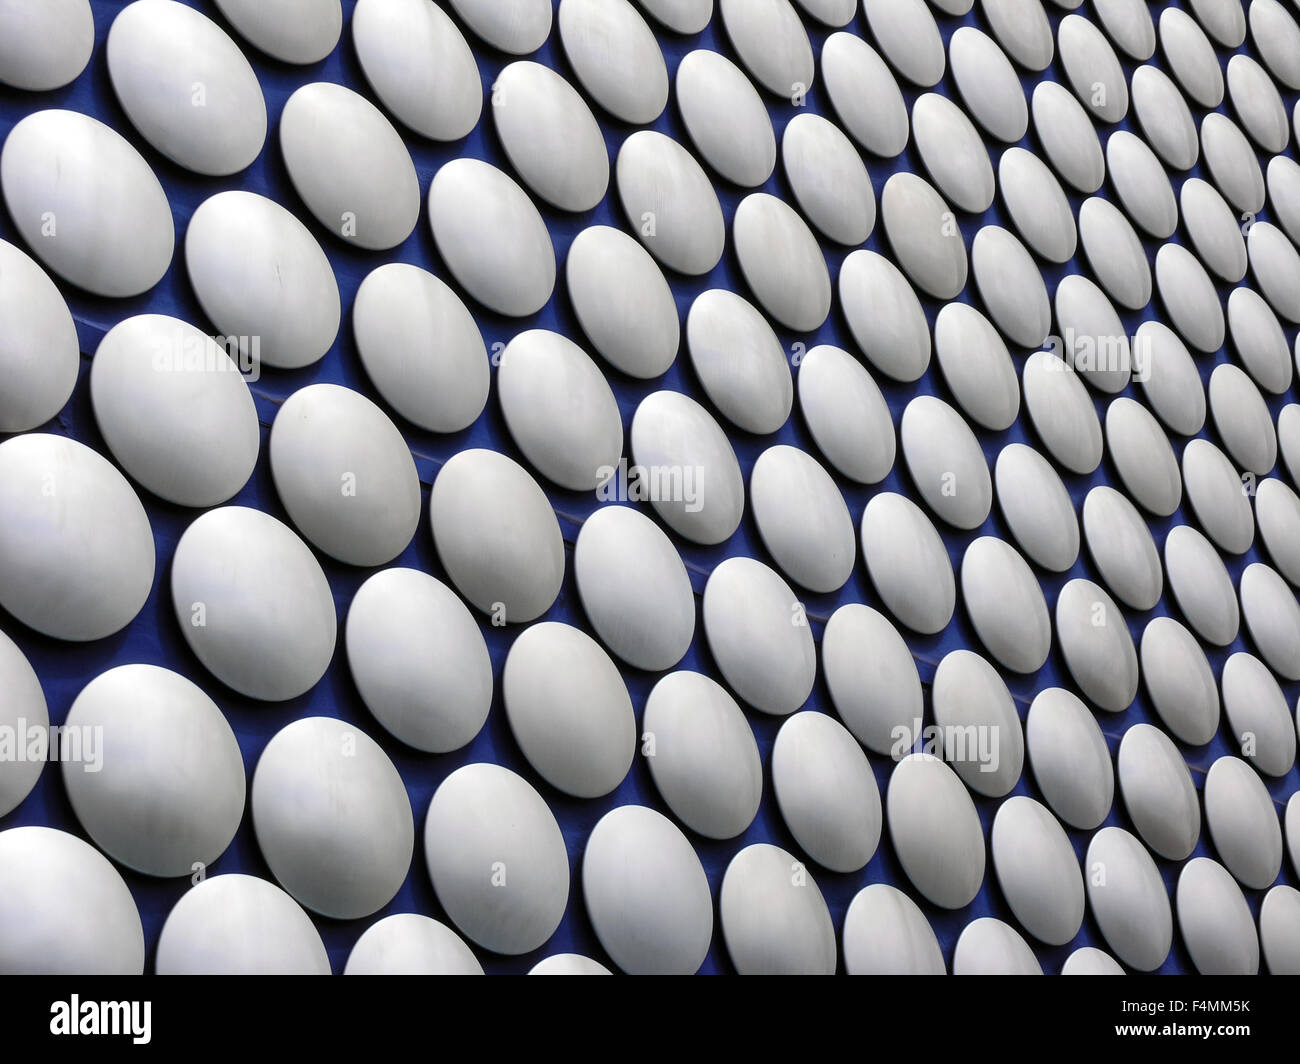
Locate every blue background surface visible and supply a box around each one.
[1,0,1298,974]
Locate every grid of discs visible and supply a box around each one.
[0,0,1299,975]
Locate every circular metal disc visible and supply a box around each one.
[0,434,154,642]
[1106,130,1178,239]
[1240,562,1300,681]
[352,262,489,434]
[886,754,986,909]
[1165,523,1241,646]
[1221,652,1297,777]
[424,764,569,956]
[686,289,793,434]
[1022,350,1104,476]
[881,171,969,299]
[950,26,1027,143]
[718,0,814,99]
[213,0,341,63]
[1054,273,1133,393]
[615,130,724,276]
[639,0,712,34]
[270,383,420,566]
[428,158,556,317]
[732,193,831,331]
[0,0,92,91]
[503,622,636,798]
[352,0,481,142]
[63,665,245,878]
[1062,947,1125,975]
[860,492,956,635]
[1085,826,1173,971]
[838,250,931,382]
[843,884,945,975]
[1248,221,1300,323]
[252,717,413,920]
[980,0,1054,71]
[186,190,340,371]
[1183,437,1255,554]
[1227,54,1290,154]
[861,0,944,86]
[820,31,909,158]
[1190,0,1247,46]
[910,93,995,215]
[155,874,328,975]
[781,113,875,246]
[1164,249,1227,348]
[1177,858,1260,975]
[1093,0,1156,59]
[279,82,419,251]
[720,843,836,974]
[566,225,679,379]
[1160,5,1224,108]
[702,557,816,716]
[558,0,668,123]
[1082,485,1163,611]
[1181,177,1247,283]
[1284,404,1300,485]
[1,109,173,297]
[961,536,1051,673]
[1026,687,1114,830]
[642,670,762,840]
[971,225,1052,348]
[772,711,881,873]
[575,505,695,671]
[1202,112,1266,216]
[0,826,143,974]
[345,914,483,976]
[991,796,1085,946]
[934,303,1020,432]
[1140,616,1220,746]
[1135,320,1206,436]
[1210,363,1276,476]
[1257,477,1300,585]
[1204,755,1285,890]
[91,315,258,508]
[1251,0,1300,90]
[1106,397,1182,516]
[750,445,855,593]
[107,0,265,176]
[900,395,991,530]
[999,147,1078,264]
[346,567,492,754]
[676,49,775,189]
[1117,723,1201,861]
[1260,884,1300,974]
[428,448,565,624]
[822,603,923,756]
[171,506,335,701]
[498,329,623,491]
[953,917,1042,975]
[0,239,78,433]
[994,442,1081,572]
[1131,63,1199,171]
[0,630,46,819]
[447,0,551,54]
[932,650,1025,797]
[491,61,608,212]
[1031,81,1105,194]
[1268,155,1300,246]
[1059,13,1129,123]
[629,390,745,545]
[582,805,713,974]
[1055,578,1139,712]
[1079,197,1151,311]
[1228,286,1293,394]
[529,954,611,975]
[797,344,896,485]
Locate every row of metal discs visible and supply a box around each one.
[1,0,1300,973]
